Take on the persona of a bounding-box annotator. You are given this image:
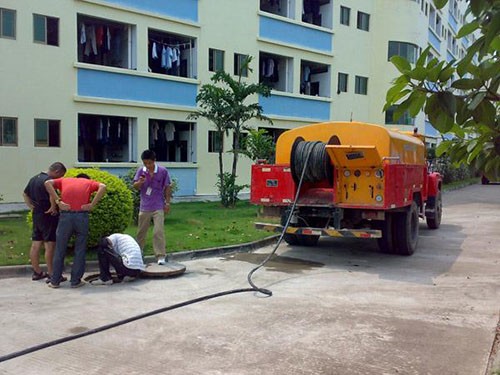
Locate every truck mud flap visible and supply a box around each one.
[254,222,381,239]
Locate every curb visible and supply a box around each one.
[0,235,279,280]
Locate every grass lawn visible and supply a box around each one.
[0,201,278,267]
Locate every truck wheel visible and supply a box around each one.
[426,191,442,229]
[298,235,320,247]
[393,202,419,256]
[281,211,299,245]
[377,213,395,254]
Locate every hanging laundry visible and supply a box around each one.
[96,25,104,47]
[84,24,97,56]
[165,122,176,142]
[152,42,158,59]
[80,23,86,44]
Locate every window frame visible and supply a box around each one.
[354,75,368,95]
[208,130,223,153]
[337,72,348,93]
[387,41,420,64]
[356,11,370,31]
[234,53,249,77]
[33,13,59,46]
[34,119,61,147]
[340,6,350,26]
[0,117,18,146]
[0,8,16,39]
[209,48,225,72]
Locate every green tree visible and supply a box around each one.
[188,56,273,206]
[384,0,500,179]
[241,128,276,163]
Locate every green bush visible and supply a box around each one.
[28,168,133,248]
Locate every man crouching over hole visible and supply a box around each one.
[91,234,146,286]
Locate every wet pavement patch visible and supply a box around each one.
[69,326,89,334]
[222,253,324,273]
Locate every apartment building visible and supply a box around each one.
[0,0,468,203]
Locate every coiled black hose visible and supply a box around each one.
[290,140,332,184]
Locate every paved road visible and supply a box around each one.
[0,184,499,374]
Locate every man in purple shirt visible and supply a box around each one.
[133,150,172,265]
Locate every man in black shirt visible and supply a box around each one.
[23,162,67,281]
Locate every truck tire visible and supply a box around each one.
[393,202,419,256]
[281,211,299,245]
[377,213,396,254]
[426,191,442,229]
[298,235,320,247]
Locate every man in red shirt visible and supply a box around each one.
[45,173,106,288]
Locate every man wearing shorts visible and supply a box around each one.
[23,162,67,281]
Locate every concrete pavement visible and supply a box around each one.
[0,184,499,374]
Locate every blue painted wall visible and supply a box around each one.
[101,0,198,22]
[102,166,197,196]
[259,16,333,53]
[77,68,198,107]
[259,94,330,120]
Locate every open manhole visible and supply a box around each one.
[84,261,186,283]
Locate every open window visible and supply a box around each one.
[34,14,59,46]
[77,14,136,69]
[78,114,137,162]
[260,0,295,18]
[148,29,197,78]
[149,120,196,162]
[35,119,60,147]
[300,60,331,97]
[259,52,293,93]
[302,0,332,28]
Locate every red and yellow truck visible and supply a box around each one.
[250,121,442,255]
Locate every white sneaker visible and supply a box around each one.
[122,276,137,282]
[157,257,166,265]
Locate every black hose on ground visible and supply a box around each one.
[0,146,314,364]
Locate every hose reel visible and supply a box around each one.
[290,138,333,185]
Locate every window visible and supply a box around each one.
[357,11,370,31]
[260,0,295,18]
[209,48,224,72]
[208,131,223,153]
[259,52,294,93]
[149,120,196,162]
[148,29,197,78]
[0,117,17,146]
[234,53,249,77]
[340,6,350,26]
[354,76,368,95]
[78,114,136,162]
[385,105,415,126]
[0,8,16,38]
[300,60,331,97]
[35,119,60,147]
[33,14,59,46]
[388,41,419,64]
[337,72,348,93]
[302,0,332,28]
[77,14,135,69]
